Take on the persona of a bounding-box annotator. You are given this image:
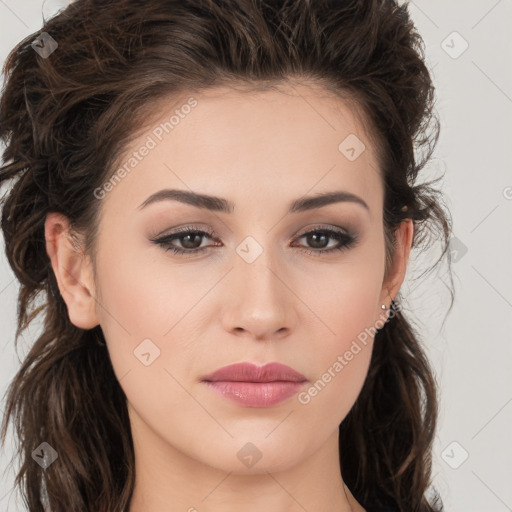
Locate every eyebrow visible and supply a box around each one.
[137,188,370,214]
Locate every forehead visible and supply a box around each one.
[152,82,378,155]
[101,81,383,217]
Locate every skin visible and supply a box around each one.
[45,82,413,512]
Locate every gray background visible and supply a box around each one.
[1,1,511,511]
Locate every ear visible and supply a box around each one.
[45,212,99,329]
[379,218,414,312]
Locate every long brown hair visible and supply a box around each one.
[0,1,453,511]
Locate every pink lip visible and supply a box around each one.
[201,362,308,408]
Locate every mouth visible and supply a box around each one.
[201,362,308,407]
[201,361,307,383]
[203,380,306,407]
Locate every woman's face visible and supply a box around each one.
[54,83,411,476]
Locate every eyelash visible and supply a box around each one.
[151,225,358,257]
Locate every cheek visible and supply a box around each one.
[296,258,384,419]
[93,244,214,385]
[92,244,167,377]
[297,307,376,428]
[295,248,384,344]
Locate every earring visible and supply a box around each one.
[382,299,399,312]
[381,297,396,311]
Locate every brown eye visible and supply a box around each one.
[151,227,217,256]
[151,226,358,257]
[292,228,358,256]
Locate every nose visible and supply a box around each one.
[220,245,297,341]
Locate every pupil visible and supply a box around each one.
[309,233,328,249]
[182,234,201,249]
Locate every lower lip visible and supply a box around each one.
[203,381,306,407]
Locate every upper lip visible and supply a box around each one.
[202,362,307,383]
